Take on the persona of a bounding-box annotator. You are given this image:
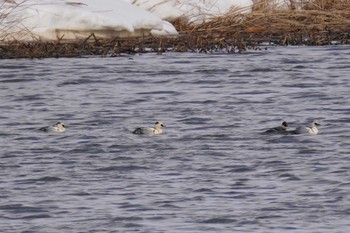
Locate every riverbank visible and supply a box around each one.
[1,0,349,59]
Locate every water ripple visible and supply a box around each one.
[0,46,349,232]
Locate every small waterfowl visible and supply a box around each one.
[133,121,165,135]
[39,122,66,133]
[292,120,320,135]
[265,121,289,134]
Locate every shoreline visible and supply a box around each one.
[1,3,350,59]
[1,31,349,59]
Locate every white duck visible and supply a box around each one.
[133,121,165,135]
[293,120,320,135]
[39,122,66,133]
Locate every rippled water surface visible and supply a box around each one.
[1,46,350,232]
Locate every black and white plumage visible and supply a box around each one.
[39,122,66,132]
[264,121,288,134]
[133,121,165,135]
[292,120,320,135]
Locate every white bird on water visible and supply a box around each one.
[133,121,165,135]
[293,120,320,135]
[39,122,66,133]
[265,121,288,134]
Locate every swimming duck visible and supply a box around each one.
[292,120,320,135]
[265,121,288,133]
[133,121,165,135]
[39,122,66,132]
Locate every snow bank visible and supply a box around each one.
[1,0,178,41]
[1,0,254,42]
[128,0,253,23]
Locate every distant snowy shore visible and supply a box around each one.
[0,0,253,41]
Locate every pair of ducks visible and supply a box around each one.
[39,121,166,135]
[265,120,321,135]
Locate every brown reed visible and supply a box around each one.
[1,0,350,58]
[182,0,350,46]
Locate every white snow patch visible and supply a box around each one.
[128,0,253,23]
[1,0,178,41]
[1,0,254,41]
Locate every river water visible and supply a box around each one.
[0,46,350,233]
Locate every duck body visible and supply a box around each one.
[133,121,165,135]
[40,122,66,132]
[265,121,288,134]
[292,120,320,135]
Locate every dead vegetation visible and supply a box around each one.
[1,0,350,58]
[178,0,350,47]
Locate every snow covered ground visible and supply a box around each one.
[0,0,253,41]
[129,0,253,23]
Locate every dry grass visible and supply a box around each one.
[0,35,176,58]
[0,0,34,41]
[172,0,350,47]
[1,0,350,58]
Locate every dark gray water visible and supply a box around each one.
[1,46,350,233]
